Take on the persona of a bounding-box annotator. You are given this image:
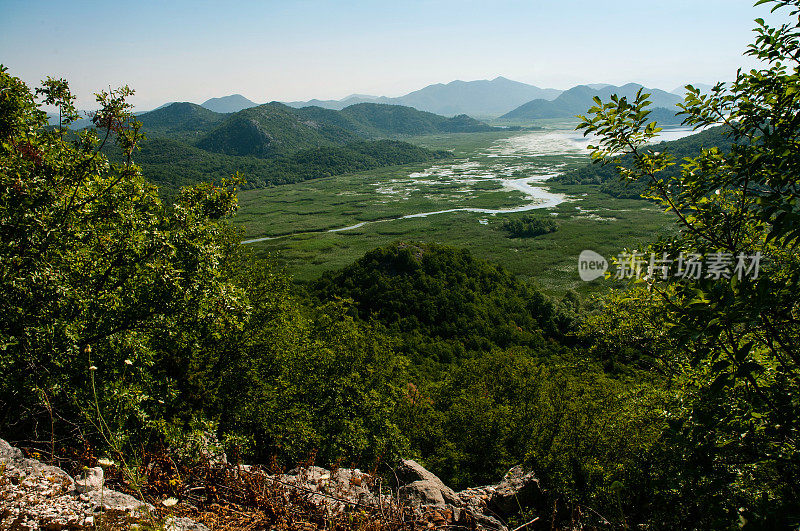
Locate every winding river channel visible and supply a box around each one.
[242,126,697,244]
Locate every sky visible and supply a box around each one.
[0,0,794,111]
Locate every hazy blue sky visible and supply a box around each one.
[0,0,792,110]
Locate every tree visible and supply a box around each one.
[577,0,800,524]
[0,66,246,455]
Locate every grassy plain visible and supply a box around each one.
[234,130,676,295]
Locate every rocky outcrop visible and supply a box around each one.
[396,459,461,507]
[1,436,544,530]
[275,465,378,510]
[74,467,103,493]
[392,459,544,530]
[460,465,545,519]
[0,438,205,531]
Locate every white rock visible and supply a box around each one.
[75,466,104,493]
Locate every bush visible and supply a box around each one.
[501,214,557,238]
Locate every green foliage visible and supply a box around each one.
[0,68,409,472]
[397,349,667,523]
[312,242,573,370]
[218,297,408,465]
[0,66,247,455]
[500,213,557,238]
[577,0,800,525]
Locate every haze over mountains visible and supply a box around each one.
[155,77,562,117]
[283,77,561,117]
[499,83,685,122]
[171,77,709,122]
[200,94,260,113]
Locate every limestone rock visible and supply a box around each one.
[75,466,103,493]
[395,459,461,507]
[87,488,154,515]
[487,465,544,517]
[165,516,210,531]
[277,465,378,509]
[0,438,24,465]
[199,431,227,466]
[0,437,178,530]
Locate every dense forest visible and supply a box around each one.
[105,136,452,192]
[1,1,799,528]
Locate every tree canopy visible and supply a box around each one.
[576,0,800,524]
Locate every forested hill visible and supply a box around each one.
[551,125,734,198]
[107,101,483,191]
[339,103,497,136]
[107,137,451,191]
[500,83,683,122]
[136,102,226,140]
[195,102,362,157]
[312,242,575,371]
[195,102,496,158]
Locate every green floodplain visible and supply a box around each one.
[235,126,679,294]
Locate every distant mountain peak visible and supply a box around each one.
[283,77,563,117]
[201,94,259,114]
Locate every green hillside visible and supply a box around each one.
[195,102,362,157]
[125,101,476,191]
[107,136,450,192]
[312,242,572,370]
[338,103,496,135]
[136,102,226,140]
[194,102,496,158]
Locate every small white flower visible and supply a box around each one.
[89,365,97,371]
[97,458,115,468]
[162,497,178,507]
[124,359,133,366]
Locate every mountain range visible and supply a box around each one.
[155,77,560,118]
[283,77,561,117]
[149,78,717,121]
[499,83,684,122]
[137,101,495,158]
[110,100,497,191]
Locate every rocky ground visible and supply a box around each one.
[1,437,543,530]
